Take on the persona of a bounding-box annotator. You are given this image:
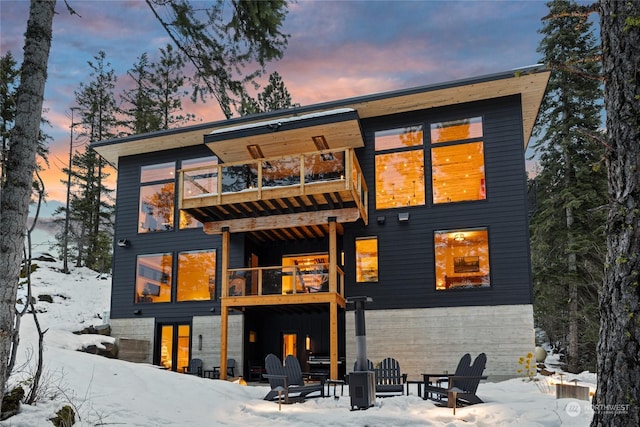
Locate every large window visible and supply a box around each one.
[430,117,485,204]
[356,237,378,282]
[136,253,173,303]
[177,249,217,301]
[179,157,217,229]
[139,162,176,233]
[375,126,425,209]
[434,228,490,290]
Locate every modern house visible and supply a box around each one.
[93,66,550,382]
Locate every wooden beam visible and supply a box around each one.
[203,208,361,234]
[222,292,346,307]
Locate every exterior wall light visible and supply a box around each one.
[398,212,409,222]
[117,239,130,247]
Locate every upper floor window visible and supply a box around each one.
[434,227,490,290]
[136,253,172,303]
[375,126,425,209]
[355,237,378,283]
[139,162,175,233]
[179,157,217,229]
[430,117,485,204]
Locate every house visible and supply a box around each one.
[93,66,550,382]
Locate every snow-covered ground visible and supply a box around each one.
[3,258,595,426]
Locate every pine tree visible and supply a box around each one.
[120,53,161,134]
[149,44,195,129]
[237,71,299,116]
[63,51,116,272]
[530,0,606,373]
[592,0,640,424]
[0,0,56,409]
[145,0,289,118]
[0,52,20,190]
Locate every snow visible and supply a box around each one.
[209,108,356,135]
[4,258,596,426]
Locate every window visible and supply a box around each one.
[434,228,490,290]
[139,162,176,233]
[430,117,485,204]
[177,249,217,301]
[180,157,217,229]
[136,253,173,303]
[356,237,378,282]
[375,126,425,209]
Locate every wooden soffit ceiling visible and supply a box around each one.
[204,108,364,163]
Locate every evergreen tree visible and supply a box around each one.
[0,52,20,190]
[149,44,194,129]
[145,0,289,118]
[593,0,640,424]
[0,52,50,192]
[237,71,299,116]
[120,45,196,134]
[60,51,116,272]
[530,0,605,372]
[120,53,161,134]
[0,0,56,408]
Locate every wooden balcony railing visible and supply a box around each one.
[223,265,344,298]
[178,147,368,227]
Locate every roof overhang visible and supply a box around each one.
[93,66,550,165]
[204,108,363,163]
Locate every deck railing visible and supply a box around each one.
[224,264,344,298]
[178,147,367,211]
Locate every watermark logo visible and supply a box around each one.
[592,404,630,415]
[565,401,582,417]
[565,401,631,417]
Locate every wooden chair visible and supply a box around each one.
[262,354,325,403]
[423,353,487,406]
[182,358,203,377]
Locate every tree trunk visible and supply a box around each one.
[592,1,640,425]
[0,0,55,407]
[564,148,579,373]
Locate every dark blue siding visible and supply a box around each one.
[110,95,533,319]
[343,95,533,310]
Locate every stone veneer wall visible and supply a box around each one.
[190,314,244,377]
[345,304,534,382]
[110,315,244,376]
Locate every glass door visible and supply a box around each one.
[156,322,191,372]
[282,332,297,359]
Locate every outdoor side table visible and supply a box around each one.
[405,379,423,397]
[325,379,345,397]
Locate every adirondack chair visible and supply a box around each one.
[182,358,203,376]
[423,353,487,406]
[349,358,406,397]
[262,354,325,403]
[375,357,407,396]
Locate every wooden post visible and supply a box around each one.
[329,218,338,379]
[219,227,230,380]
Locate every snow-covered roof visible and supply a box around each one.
[209,108,356,135]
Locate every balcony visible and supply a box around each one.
[178,147,368,240]
[221,264,345,308]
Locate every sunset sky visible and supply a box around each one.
[1,0,591,210]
